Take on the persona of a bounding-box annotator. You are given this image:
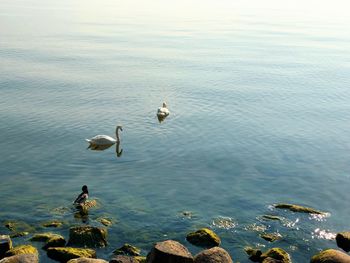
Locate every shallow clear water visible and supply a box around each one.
[1,0,350,261]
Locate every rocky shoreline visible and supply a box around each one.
[1,203,350,262]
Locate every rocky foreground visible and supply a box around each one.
[1,203,350,262]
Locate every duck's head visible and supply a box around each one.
[116,125,123,131]
[162,102,167,108]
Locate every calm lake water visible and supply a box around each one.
[1,0,350,261]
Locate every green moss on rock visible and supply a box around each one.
[186,228,221,247]
[261,248,290,263]
[113,244,141,256]
[274,203,325,214]
[244,247,262,262]
[9,232,29,238]
[47,247,96,262]
[30,233,61,242]
[260,233,282,242]
[5,245,38,257]
[68,226,107,248]
[42,221,63,228]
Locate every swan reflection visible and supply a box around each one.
[87,141,123,158]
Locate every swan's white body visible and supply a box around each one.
[86,126,122,146]
[157,102,170,117]
[86,135,116,145]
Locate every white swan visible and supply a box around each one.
[157,102,170,117]
[86,125,123,146]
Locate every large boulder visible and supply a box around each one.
[5,245,38,257]
[146,240,193,263]
[194,247,232,263]
[336,232,350,252]
[67,258,108,263]
[0,235,12,259]
[274,204,325,214]
[310,249,350,263]
[47,247,96,262]
[0,253,38,263]
[186,228,221,248]
[113,244,141,256]
[260,248,290,263]
[68,226,107,247]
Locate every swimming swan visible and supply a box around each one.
[157,102,170,117]
[86,125,123,146]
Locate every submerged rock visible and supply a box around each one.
[113,244,141,256]
[30,232,66,249]
[260,233,282,242]
[260,248,290,263]
[42,221,63,228]
[97,218,113,227]
[274,203,325,214]
[47,247,96,262]
[310,249,350,263]
[0,253,38,263]
[67,258,108,263]
[244,247,262,262]
[5,245,38,257]
[262,215,283,221]
[0,235,12,259]
[9,232,29,239]
[194,247,233,263]
[186,228,221,248]
[336,232,350,252]
[3,221,34,233]
[68,226,107,248]
[146,240,193,263]
[30,233,62,242]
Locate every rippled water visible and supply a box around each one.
[1,0,350,261]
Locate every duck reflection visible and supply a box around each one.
[157,114,168,123]
[87,141,123,158]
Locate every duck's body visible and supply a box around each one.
[86,126,122,146]
[157,102,170,117]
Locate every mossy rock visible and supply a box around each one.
[134,256,146,263]
[67,258,108,263]
[5,245,38,257]
[262,215,283,221]
[113,244,141,256]
[68,226,107,248]
[274,203,325,214]
[260,233,282,242]
[0,253,39,263]
[43,236,66,250]
[47,247,96,262]
[0,235,12,259]
[244,247,262,262]
[186,228,221,247]
[97,218,113,227]
[30,233,61,242]
[3,221,34,233]
[310,249,350,263]
[336,232,350,252]
[9,232,29,238]
[42,221,63,228]
[261,248,290,263]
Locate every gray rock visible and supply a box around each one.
[146,240,193,263]
[310,249,350,263]
[0,253,38,263]
[194,247,233,263]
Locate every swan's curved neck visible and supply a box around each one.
[116,127,121,141]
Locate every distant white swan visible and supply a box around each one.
[86,125,123,146]
[157,102,170,117]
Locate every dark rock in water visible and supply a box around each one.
[68,226,107,248]
[110,255,141,263]
[274,203,325,214]
[186,228,221,248]
[9,232,29,239]
[47,247,96,262]
[67,258,108,263]
[5,245,38,257]
[42,221,63,228]
[0,253,39,263]
[194,247,233,263]
[244,247,262,262]
[262,215,283,221]
[260,233,282,242]
[146,240,193,263]
[3,221,34,233]
[336,232,350,252]
[113,244,141,256]
[0,235,12,259]
[260,248,290,263]
[310,249,350,263]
